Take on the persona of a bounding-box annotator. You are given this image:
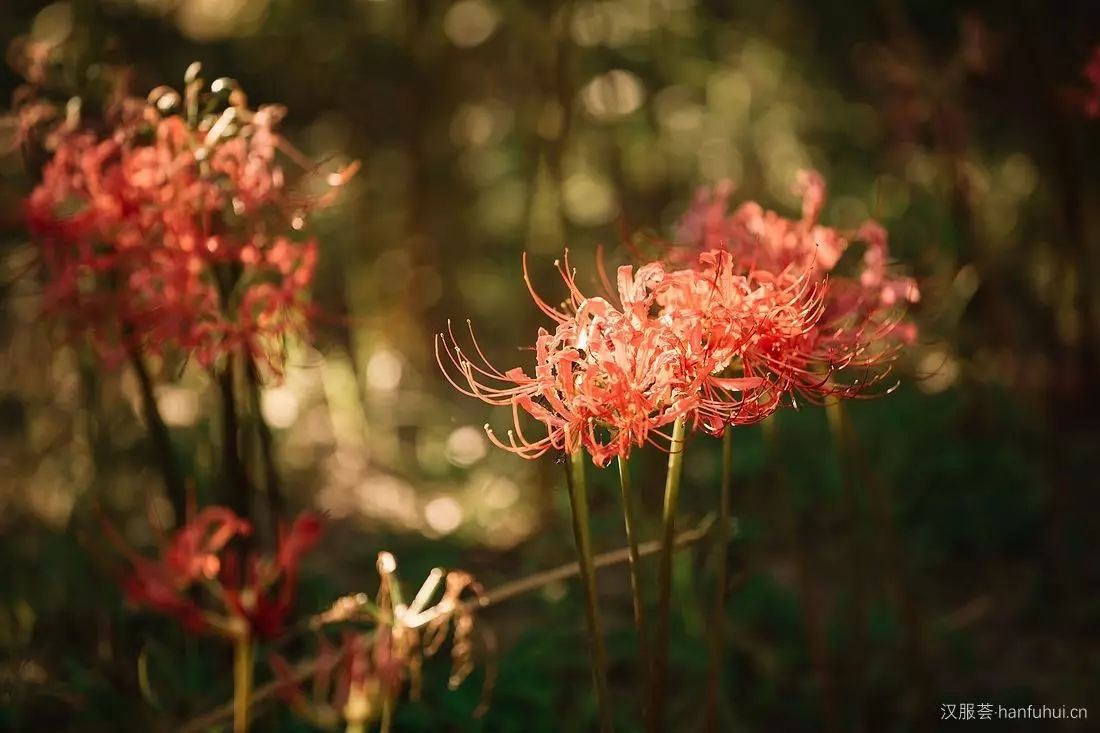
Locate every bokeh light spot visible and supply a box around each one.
[563,172,616,225]
[445,425,487,467]
[261,386,300,429]
[581,69,645,120]
[366,349,403,392]
[444,0,498,48]
[424,495,463,535]
[156,386,199,427]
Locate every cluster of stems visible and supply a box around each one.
[566,414,735,732]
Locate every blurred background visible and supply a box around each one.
[2,0,1099,731]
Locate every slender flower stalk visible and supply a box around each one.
[652,415,687,728]
[565,448,613,733]
[705,428,734,733]
[233,630,254,733]
[616,455,651,731]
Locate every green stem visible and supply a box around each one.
[705,428,734,733]
[233,633,253,733]
[616,455,651,732]
[565,449,614,733]
[651,416,687,729]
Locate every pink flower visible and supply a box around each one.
[648,251,815,429]
[675,172,845,275]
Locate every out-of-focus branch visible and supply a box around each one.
[127,345,186,527]
[246,355,285,537]
[217,357,253,555]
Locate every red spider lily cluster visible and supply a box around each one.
[20,64,356,376]
[271,553,489,729]
[109,506,322,641]
[439,171,918,466]
[675,171,919,321]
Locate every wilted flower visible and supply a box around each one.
[273,552,490,728]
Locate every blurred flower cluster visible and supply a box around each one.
[1079,46,1100,118]
[108,506,322,641]
[16,57,356,376]
[676,171,919,314]
[440,171,918,466]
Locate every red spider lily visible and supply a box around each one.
[106,506,249,633]
[669,171,919,409]
[676,171,846,276]
[110,506,322,640]
[622,248,895,426]
[438,254,706,466]
[441,243,909,460]
[674,171,920,316]
[21,65,355,378]
[439,249,869,460]
[645,251,812,430]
